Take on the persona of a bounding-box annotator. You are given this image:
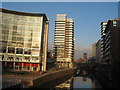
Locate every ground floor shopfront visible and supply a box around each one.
[2,61,41,71]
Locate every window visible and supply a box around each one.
[16,55,22,61]
[24,48,31,55]
[33,67,37,71]
[7,55,14,60]
[24,56,30,61]
[32,57,38,60]
[13,25,17,30]
[113,21,117,26]
[0,47,6,53]
[31,49,39,55]
[16,48,23,54]
[8,47,15,54]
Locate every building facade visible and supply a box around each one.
[101,18,120,88]
[96,39,102,63]
[101,22,108,62]
[92,43,97,58]
[83,53,87,60]
[101,18,120,64]
[54,14,74,68]
[0,8,49,71]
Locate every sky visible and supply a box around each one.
[2,2,118,60]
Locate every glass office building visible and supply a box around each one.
[54,14,74,68]
[0,8,49,71]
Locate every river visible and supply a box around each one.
[73,77,93,89]
[54,76,96,89]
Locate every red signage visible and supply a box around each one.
[18,63,22,66]
[32,63,38,67]
[16,63,38,67]
[24,63,30,67]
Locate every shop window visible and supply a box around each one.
[33,67,37,71]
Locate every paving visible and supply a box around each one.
[2,68,67,89]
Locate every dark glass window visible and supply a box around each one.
[0,47,6,53]
[24,56,30,61]
[13,25,17,30]
[7,55,14,60]
[8,47,15,54]
[24,49,31,55]
[16,48,23,54]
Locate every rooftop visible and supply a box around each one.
[0,8,48,21]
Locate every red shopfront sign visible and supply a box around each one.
[17,63,38,67]
[24,63,30,67]
[18,63,22,66]
[31,63,38,67]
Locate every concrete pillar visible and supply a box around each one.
[22,63,24,70]
[5,62,7,66]
[13,62,15,69]
[30,63,32,71]
[42,21,49,71]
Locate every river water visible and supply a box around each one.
[54,76,96,89]
[73,77,93,89]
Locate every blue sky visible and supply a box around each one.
[2,2,118,59]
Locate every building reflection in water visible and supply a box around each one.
[73,77,92,89]
[54,77,74,90]
[54,76,96,90]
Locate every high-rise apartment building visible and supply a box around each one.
[101,18,120,64]
[101,22,107,62]
[92,43,97,58]
[54,14,74,68]
[83,53,87,60]
[96,39,102,63]
[0,8,49,71]
[101,18,120,88]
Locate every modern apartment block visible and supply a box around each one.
[96,39,102,63]
[54,14,74,68]
[83,53,87,60]
[92,43,97,58]
[0,8,49,71]
[101,22,108,62]
[101,18,120,64]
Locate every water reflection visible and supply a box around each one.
[73,77,92,89]
[54,76,95,90]
[55,77,73,90]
